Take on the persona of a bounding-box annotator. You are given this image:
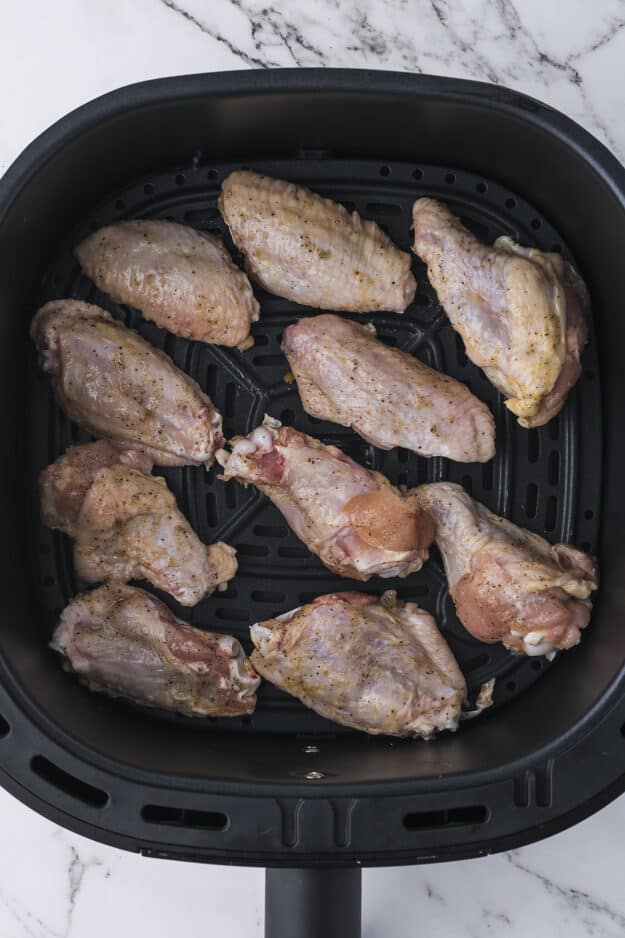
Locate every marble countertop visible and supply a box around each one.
[2,2,625,936]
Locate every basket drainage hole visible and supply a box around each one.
[379,165,391,177]
[531,218,542,230]
[530,660,543,672]
[505,197,517,209]
[144,183,155,195]
[207,169,219,180]
[505,680,517,693]
[30,755,108,808]
[584,509,594,520]
[404,804,487,830]
[142,805,228,831]
[445,172,456,185]
[412,168,423,180]
[476,181,488,193]
[175,173,186,186]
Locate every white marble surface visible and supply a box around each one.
[2,1,625,935]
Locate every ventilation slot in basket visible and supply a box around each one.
[31,755,108,807]
[142,805,228,830]
[403,804,487,830]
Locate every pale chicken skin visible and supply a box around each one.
[219,171,416,313]
[412,199,590,427]
[250,591,467,738]
[75,220,259,347]
[216,417,433,580]
[283,314,495,462]
[416,482,598,655]
[31,300,223,466]
[51,583,259,717]
[40,442,237,606]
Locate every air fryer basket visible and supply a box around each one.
[0,72,624,888]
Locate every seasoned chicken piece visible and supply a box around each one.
[417,482,598,655]
[250,591,467,738]
[51,583,259,717]
[412,199,590,427]
[40,442,236,605]
[283,314,495,462]
[219,171,416,313]
[75,220,259,348]
[216,416,433,580]
[31,300,222,466]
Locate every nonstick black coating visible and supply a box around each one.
[1,72,625,866]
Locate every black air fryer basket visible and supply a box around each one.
[1,70,624,937]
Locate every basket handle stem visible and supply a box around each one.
[265,866,362,938]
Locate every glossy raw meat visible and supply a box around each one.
[31,300,223,466]
[75,220,259,347]
[40,442,236,605]
[250,591,467,738]
[219,171,416,313]
[51,583,259,717]
[417,482,598,655]
[412,199,590,427]
[216,417,433,580]
[283,314,495,462]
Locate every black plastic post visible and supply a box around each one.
[265,867,362,938]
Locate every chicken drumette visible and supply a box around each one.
[217,417,433,580]
[416,482,598,655]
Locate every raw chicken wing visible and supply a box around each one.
[51,583,259,717]
[219,171,416,313]
[40,441,236,605]
[75,220,259,347]
[31,300,223,466]
[250,591,467,738]
[217,417,433,580]
[412,199,590,427]
[283,314,495,462]
[417,482,598,655]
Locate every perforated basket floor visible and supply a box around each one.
[30,158,601,736]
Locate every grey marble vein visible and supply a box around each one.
[507,852,625,936]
